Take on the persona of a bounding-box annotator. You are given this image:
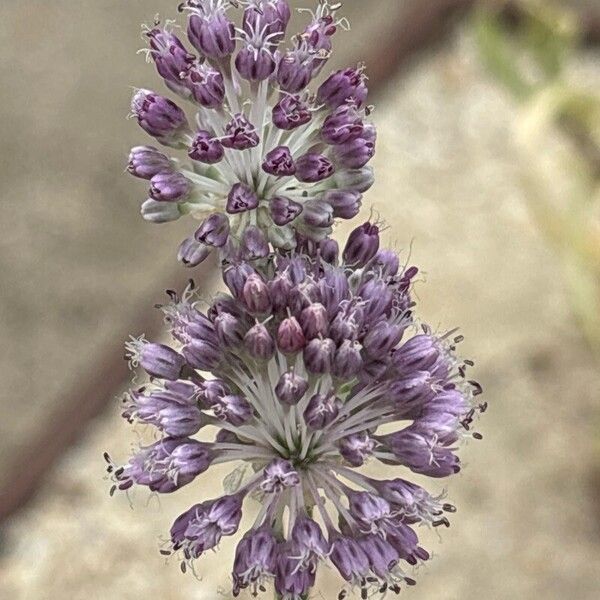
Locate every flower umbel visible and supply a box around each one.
[128,1,375,267]
[109,222,484,599]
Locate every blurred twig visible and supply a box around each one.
[474,0,600,353]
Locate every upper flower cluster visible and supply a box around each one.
[127,0,375,267]
[109,221,484,599]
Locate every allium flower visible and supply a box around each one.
[108,222,484,598]
[128,1,375,267]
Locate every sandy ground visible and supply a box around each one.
[1,14,600,600]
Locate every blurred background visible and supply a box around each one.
[1,0,599,598]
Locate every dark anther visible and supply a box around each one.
[338,591,348,600]
[379,583,388,593]
[361,587,368,600]
[366,577,378,583]
[107,466,113,473]
[166,289,178,301]
[443,503,457,513]
[405,577,417,586]
[479,401,488,413]
[103,452,111,463]
[433,517,450,528]
[390,584,401,594]
[180,562,187,574]
[259,585,266,592]
[458,366,466,378]
[114,467,124,477]
[454,335,464,343]
[473,432,483,440]
[177,2,185,13]
[464,359,474,366]
[188,278,196,290]
[159,549,171,556]
[109,485,116,497]
[468,380,483,396]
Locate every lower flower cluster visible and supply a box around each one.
[108,222,483,599]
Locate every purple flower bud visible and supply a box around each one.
[200,378,230,407]
[224,262,256,298]
[275,543,316,600]
[321,103,365,145]
[333,166,375,193]
[426,389,469,418]
[187,7,236,59]
[213,394,253,426]
[269,196,303,226]
[262,145,296,176]
[329,305,363,344]
[299,303,328,339]
[235,43,276,82]
[183,339,221,371]
[240,225,269,260]
[358,279,393,324]
[335,135,376,169]
[303,391,341,430]
[363,320,402,357]
[243,273,271,314]
[186,63,225,108]
[385,424,460,478]
[277,316,305,353]
[291,516,329,561]
[329,536,370,585]
[277,48,314,93]
[189,129,225,163]
[261,459,300,493]
[385,522,430,565]
[123,381,203,437]
[177,236,211,267]
[332,339,364,379]
[393,335,440,376]
[374,478,442,524]
[302,200,334,229]
[272,94,312,130]
[275,370,308,405]
[213,311,244,347]
[303,14,337,74]
[321,189,362,219]
[358,535,400,580]
[116,437,213,493]
[303,337,335,374]
[128,146,172,179]
[318,269,350,317]
[373,249,400,277]
[339,431,375,467]
[232,527,278,596]
[146,27,195,87]
[244,322,275,360]
[170,494,243,558]
[222,114,260,150]
[195,213,230,247]
[389,371,435,419]
[347,491,392,533]
[149,171,192,202]
[268,272,293,312]
[227,183,259,214]
[343,222,380,267]
[135,342,186,380]
[317,67,369,109]
[131,90,189,146]
[243,0,291,42]
[295,153,335,183]
[319,239,339,264]
[141,199,182,223]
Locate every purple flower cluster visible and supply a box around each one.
[127,0,375,266]
[109,221,484,599]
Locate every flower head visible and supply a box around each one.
[109,222,484,598]
[128,1,375,267]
